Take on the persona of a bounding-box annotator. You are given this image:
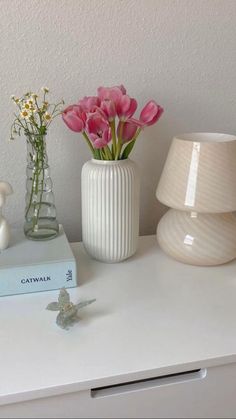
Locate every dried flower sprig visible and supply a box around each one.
[10,87,64,140]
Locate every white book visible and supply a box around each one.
[0,225,77,297]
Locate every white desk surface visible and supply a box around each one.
[1,235,236,406]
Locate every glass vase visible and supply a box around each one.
[24,133,59,240]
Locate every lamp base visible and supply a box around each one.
[157,209,236,266]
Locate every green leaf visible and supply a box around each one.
[94,149,101,160]
[121,139,136,160]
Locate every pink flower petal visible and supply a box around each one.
[100,100,116,120]
[127,117,145,128]
[117,121,137,143]
[117,96,137,120]
[97,86,126,105]
[78,96,100,112]
[140,100,164,126]
[62,106,86,132]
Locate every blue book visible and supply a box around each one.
[0,225,77,297]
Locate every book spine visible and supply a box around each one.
[0,261,77,297]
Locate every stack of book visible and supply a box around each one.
[0,225,77,297]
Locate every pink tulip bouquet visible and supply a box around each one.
[62,85,163,160]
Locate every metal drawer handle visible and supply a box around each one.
[91,368,207,398]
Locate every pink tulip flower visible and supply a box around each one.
[100,99,116,120]
[117,121,138,143]
[78,96,100,113]
[97,85,126,106]
[62,105,86,132]
[89,129,112,149]
[140,100,164,126]
[116,95,137,120]
[87,112,112,149]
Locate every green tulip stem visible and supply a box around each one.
[110,120,117,159]
[82,131,95,156]
[130,127,142,147]
[115,120,125,160]
[121,127,142,160]
[105,146,113,160]
[131,127,142,144]
[100,148,106,160]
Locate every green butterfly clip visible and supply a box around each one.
[46,288,96,330]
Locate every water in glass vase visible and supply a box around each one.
[24,133,59,240]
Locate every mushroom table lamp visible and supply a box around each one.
[156,133,236,266]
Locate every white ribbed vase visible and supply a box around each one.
[81,159,140,263]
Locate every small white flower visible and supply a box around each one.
[42,101,49,110]
[44,112,52,122]
[20,109,30,119]
[41,86,49,93]
[28,98,37,111]
[23,102,31,110]
[23,100,36,113]
[24,92,31,97]
[11,95,20,104]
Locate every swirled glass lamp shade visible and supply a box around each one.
[156,133,236,265]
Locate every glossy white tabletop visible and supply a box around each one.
[1,236,236,405]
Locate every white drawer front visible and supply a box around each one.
[1,363,236,418]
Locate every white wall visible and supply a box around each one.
[1,0,236,241]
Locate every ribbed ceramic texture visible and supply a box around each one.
[156,133,236,212]
[81,159,140,263]
[157,209,236,266]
